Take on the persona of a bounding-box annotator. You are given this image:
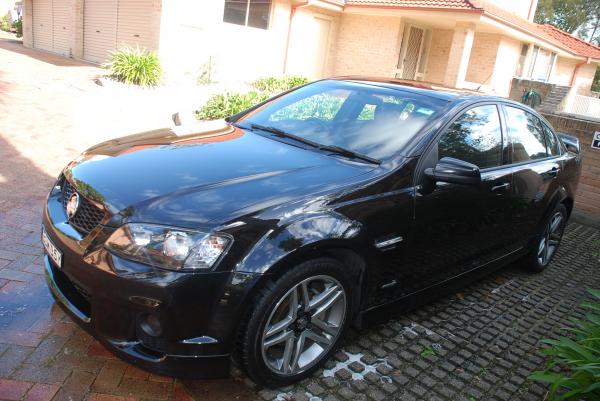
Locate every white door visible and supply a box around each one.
[33,0,53,52]
[52,0,70,56]
[83,0,118,63]
[397,25,426,80]
[309,17,332,79]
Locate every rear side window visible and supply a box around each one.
[504,106,547,162]
[438,105,503,169]
[542,124,561,156]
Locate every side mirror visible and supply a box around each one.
[558,133,580,154]
[424,157,481,185]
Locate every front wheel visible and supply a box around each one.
[242,258,352,387]
[525,203,567,272]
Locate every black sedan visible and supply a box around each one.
[41,77,581,386]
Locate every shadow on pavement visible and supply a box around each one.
[0,36,96,68]
[0,134,54,212]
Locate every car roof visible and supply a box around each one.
[329,76,509,104]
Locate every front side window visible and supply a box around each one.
[504,106,547,162]
[223,0,271,29]
[235,80,446,160]
[437,105,503,169]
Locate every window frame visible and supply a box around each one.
[415,102,510,187]
[499,103,563,167]
[434,103,507,171]
[223,0,272,30]
[525,45,556,82]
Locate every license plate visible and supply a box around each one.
[42,228,63,268]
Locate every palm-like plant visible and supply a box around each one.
[104,47,162,87]
[529,289,600,401]
[522,88,542,109]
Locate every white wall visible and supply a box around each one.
[158,0,291,84]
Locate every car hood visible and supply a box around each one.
[64,121,376,227]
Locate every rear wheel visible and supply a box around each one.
[243,258,351,387]
[525,203,567,272]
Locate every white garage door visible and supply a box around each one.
[83,0,157,64]
[83,0,117,63]
[51,0,70,56]
[117,0,157,51]
[32,0,72,56]
[32,0,52,52]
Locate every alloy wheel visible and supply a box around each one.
[537,211,564,266]
[261,275,347,375]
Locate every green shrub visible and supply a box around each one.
[529,288,600,400]
[0,15,11,32]
[13,18,22,38]
[195,91,269,120]
[252,75,309,94]
[104,47,162,87]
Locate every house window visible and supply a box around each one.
[527,46,556,82]
[223,0,271,29]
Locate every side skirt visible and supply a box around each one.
[355,247,528,328]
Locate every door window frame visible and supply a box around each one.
[414,101,509,186]
[498,103,564,168]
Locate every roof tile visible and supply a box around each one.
[343,0,600,60]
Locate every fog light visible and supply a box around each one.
[140,314,162,337]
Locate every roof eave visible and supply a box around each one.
[343,4,483,13]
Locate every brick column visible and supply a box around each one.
[72,0,84,59]
[443,22,475,89]
[22,0,32,48]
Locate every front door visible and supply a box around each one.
[408,104,515,292]
[397,25,426,80]
[502,105,563,243]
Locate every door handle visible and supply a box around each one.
[491,182,510,192]
[548,167,560,178]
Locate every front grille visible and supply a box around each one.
[61,178,107,237]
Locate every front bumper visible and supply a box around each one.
[42,192,263,379]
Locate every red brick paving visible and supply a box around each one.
[0,378,33,400]
[23,383,60,401]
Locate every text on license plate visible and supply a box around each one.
[42,228,63,268]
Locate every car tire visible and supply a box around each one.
[525,203,567,272]
[242,258,352,387]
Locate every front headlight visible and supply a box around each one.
[105,223,232,272]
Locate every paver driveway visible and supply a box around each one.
[1,34,600,401]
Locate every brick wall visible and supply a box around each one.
[425,28,453,84]
[509,78,557,110]
[543,113,600,215]
[332,13,402,77]
[465,33,500,85]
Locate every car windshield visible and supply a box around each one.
[234,80,447,160]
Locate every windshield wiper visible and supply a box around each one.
[319,145,381,165]
[246,123,380,165]
[249,124,322,149]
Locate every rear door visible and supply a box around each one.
[409,103,515,292]
[501,104,562,243]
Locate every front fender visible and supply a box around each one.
[235,212,364,274]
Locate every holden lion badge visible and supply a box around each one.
[66,193,80,220]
